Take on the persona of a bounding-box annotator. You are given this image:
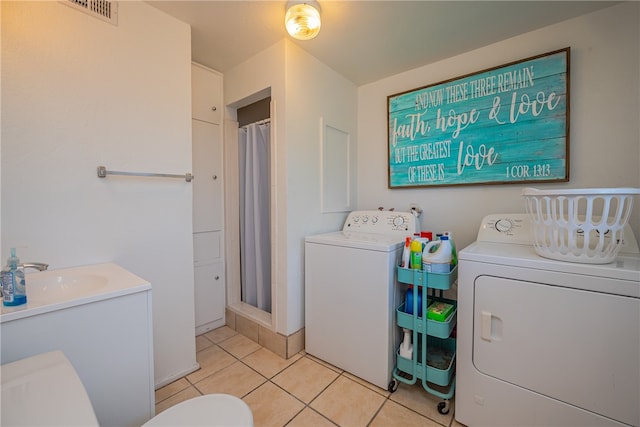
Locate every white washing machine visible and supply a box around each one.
[456,214,640,427]
[305,210,418,390]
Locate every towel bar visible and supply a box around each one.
[97,166,193,182]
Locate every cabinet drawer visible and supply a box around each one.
[194,231,222,265]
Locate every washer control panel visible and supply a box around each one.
[343,210,418,235]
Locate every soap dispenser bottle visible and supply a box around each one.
[2,248,26,306]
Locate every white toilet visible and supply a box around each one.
[143,394,253,426]
[1,351,253,427]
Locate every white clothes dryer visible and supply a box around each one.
[456,214,640,426]
[305,210,418,390]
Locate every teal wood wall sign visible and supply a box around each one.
[388,48,570,188]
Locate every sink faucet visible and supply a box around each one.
[19,262,49,272]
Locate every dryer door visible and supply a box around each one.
[473,275,639,426]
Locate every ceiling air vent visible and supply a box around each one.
[63,0,118,26]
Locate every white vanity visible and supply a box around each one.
[0,263,154,427]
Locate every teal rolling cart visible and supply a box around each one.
[390,266,457,415]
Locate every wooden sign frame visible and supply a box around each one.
[387,48,570,188]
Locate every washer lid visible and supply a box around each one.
[305,231,405,251]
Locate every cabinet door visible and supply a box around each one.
[192,64,221,124]
[194,261,225,332]
[192,119,223,232]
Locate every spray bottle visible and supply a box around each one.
[399,328,413,359]
[400,237,411,268]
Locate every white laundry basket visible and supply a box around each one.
[522,187,640,264]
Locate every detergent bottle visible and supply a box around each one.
[444,231,457,267]
[413,232,429,250]
[410,239,422,269]
[404,285,423,316]
[422,235,453,273]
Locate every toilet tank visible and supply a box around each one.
[1,351,99,426]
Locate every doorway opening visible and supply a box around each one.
[237,98,271,313]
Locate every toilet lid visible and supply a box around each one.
[143,394,253,427]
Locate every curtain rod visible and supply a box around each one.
[240,118,270,129]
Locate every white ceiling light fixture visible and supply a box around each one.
[285,1,321,41]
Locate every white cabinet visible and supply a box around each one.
[193,230,225,334]
[192,63,222,125]
[192,62,225,335]
[194,261,225,331]
[1,290,154,427]
[193,119,223,232]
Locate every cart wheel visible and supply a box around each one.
[387,380,399,393]
[437,400,450,415]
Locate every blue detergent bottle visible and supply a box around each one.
[2,248,26,306]
[404,285,423,317]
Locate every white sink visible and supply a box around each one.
[0,263,151,323]
[27,274,108,304]
[1,351,99,426]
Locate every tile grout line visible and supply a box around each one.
[162,329,454,426]
[261,363,343,427]
[232,352,357,426]
[159,354,449,427]
[229,354,315,426]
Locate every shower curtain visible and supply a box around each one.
[238,121,271,313]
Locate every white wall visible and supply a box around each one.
[225,40,358,335]
[283,42,358,334]
[1,1,197,387]
[0,3,3,251]
[357,2,640,250]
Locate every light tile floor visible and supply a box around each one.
[155,326,465,427]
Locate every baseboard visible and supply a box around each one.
[226,307,305,359]
[154,362,200,390]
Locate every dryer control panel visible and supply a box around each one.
[477,213,639,253]
[477,214,533,244]
[343,210,419,235]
